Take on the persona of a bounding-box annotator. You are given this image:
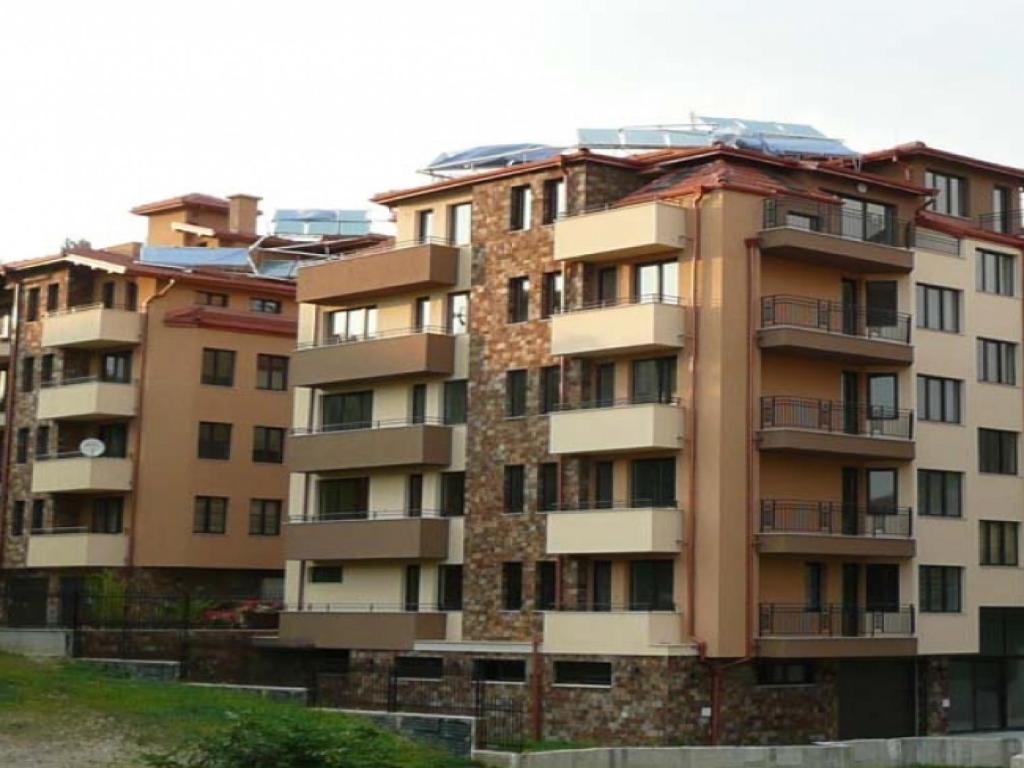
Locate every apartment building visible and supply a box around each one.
[0,194,300,617]
[278,136,1024,744]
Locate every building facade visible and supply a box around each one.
[278,142,1024,744]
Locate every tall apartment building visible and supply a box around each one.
[279,139,1024,744]
[0,193,300,616]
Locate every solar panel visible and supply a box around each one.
[272,209,371,237]
[140,246,250,268]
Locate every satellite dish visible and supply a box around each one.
[79,438,106,458]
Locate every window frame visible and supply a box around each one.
[443,380,467,425]
[553,661,612,687]
[541,271,563,318]
[977,249,1016,296]
[507,276,530,323]
[919,565,963,613]
[201,348,236,387]
[252,426,285,464]
[501,561,524,611]
[980,520,1019,566]
[256,354,288,391]
[926,170,968,217]
[249,498,282,536]
[917,469,963,518]
[509,185,533,231]
[250,297,282,314]
[979,428,1019,475]
[193,496,228,534]
[916,374,962,424]
[197,421,233,460]
[977,337,1017,385]
[440,471,465,517]
[505,369,527,417]
[503,465,525,515]
[916,283,960,333]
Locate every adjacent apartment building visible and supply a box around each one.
[0,193,300,615]
[278,137,1024,744]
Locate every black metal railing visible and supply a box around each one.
[297,324,451,351]
[761,295,911,344]
[760,396,914,440]
[763,197,914,249]
[976,210,1024,236]
[292,416,447,436]
[759,499,912,537]
[759,603,915,637]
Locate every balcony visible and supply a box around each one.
[26,529,128,568]
[759,295,912,365]
[550,298,685,357]
[760,198,914,273]
[546,504,683,555]
[292,329,455,388]
[553,201,687,262]
[41,305,143,349]
[543,609,686,656]
[976,209,1024,237]
[758,397,914,460]
[758,604,917,657]
[31,454,133,494]
[37,378,137,421]
[279,606,447,650]
[548,399,684,455]
[757,500,915,558]
[288,421,452,473]
[285,512,449,561]
[296,240,460,304]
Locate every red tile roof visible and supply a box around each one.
[130,193,231,216]
[853,142,1024,182]
[917,211,1024,249]
[162,305,297,336]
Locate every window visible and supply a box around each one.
[630,560,674,610]
[538,462,558,512]
[540,366,560,414]
[631,458,675,507]
[404,565,420,611]
[917,375,962,423]
[15,428,28,463]
[473,659,526,683]
[785,212,818,231]
[542,178,567,224]
[440,472,465,517]
[201,348,236,387]
[328,306,378,342]
[502,562,523,610]
[868,373,898,419]
[448,203,472,246]
[981,521,1019,566]
[250,297,281,314]
[508,276,530,323]
[979,428,1018,474]
[31,500,45,532]
[757,662,816,687]
[40,354,54,386]
[197,421,232,460]
[416,209,434,243]
[10,501,24,537]
[920,565,962,613]
[414,297,431,332]
[554,661,611,687]
[193,496,227,534]
[249,499,282,536]
[977,250,1015,296]
[256,354,288,391]
[541,272,563,318]
[101,282,116,309]
[321,391,372,431]
[125,282,138,312]
[840,197,896,244]
[197,291,228,307]
[407,474,423,517]
[410,384,426,424]
[99,423,128,458]
[446,292,469,335]
[978,338,1017,385]
[594,363,614,407]
[918,470,963,518]
[916,284,960,332]
[101,351,132,383]
[396,656,443,680]
[443,380,467,425]
[45,283,59,313]
[632,357,676,404]
[598,266,618,305]
[92,497,124,534]
[535,560,557,610]
[504,465,525,514]
[505,369,527,417]
[806,562,824,611]
[20,357,34,392]
[25,287,39,321]
[318,478,369,520]
[634,260,679,303]
[35,425,49,457]
[510,185,533,230]
[252,426,285,463]
[438,565,463,611]
[309,565,343,583]
[926,170,967,217]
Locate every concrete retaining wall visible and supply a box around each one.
[78,658,181,682]
[323,708,475,758]
[475,737,1024,768]
[0,628,70,657]
[187,682,309,705]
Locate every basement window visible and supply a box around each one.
[395,656,443,680]
[554,661,612,687]
[473,659,526,683]
[756,661,816,687]
[309,565,343,583]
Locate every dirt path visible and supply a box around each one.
[0,717,145,768]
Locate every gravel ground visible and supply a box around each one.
[0,717,144,768]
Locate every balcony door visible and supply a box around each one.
[597,267,618,307]
[842,371,860,434]
[841,279,859,336]
[594,363,615,407]
[404,565,420,612]
[629,560,674,611]
[321,391,372,431]
[865,564,899,613]
[594,461,613,509]
[634,260,678,304]
[592,560,612,612]
[632,357,676,404]
[630,458,675,508]
[867,469,897,529]
[841,467,859,535]
[865,280,898,333]
[842,563,860,636]
[318,477,369,521]
[868,374,898,428]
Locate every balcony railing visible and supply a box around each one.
[976,210,1024,236]
[759,499,912,537]
[759,603,915,637]
[555,293,684,314]
[560,602,679,613]
[39,374,133,389]
[287,602,444,614]
[290,509,450,523]
[761,295,911,344]
[760,396,914,440]
[553,395,681,412]
[763,198,914,249]
[298,325,452,351]
[548,499,679,512]
[35,450,128,462]
[293,416,446,436]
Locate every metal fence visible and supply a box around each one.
[759,603,915,637]
[760,396,914,440]
[760,294,911,344]
[759,499,913,537]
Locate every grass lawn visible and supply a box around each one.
[0,652,472,768]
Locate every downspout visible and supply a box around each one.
[124,278,176,572]
[0,281,22,569]
[745,236,761,659]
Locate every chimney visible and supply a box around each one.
[227,194,261,234]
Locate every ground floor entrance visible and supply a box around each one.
[837,658,915,739]
[949,608,1024,732]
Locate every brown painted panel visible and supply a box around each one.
[758,429,915,461]
[278,611,447,650]
[292,333,455,387]
[285,518,449,560]
[759,228,914,273]
[297,244,459,304]
[756,534,915,559]
[758,637,917,658]
[287,424,452,472]
[757,327,913,366]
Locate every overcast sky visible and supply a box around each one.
[2,0,1021,257]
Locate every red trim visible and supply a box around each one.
[130,193,230,215]
[917,211,1024,249]
[162,306,298,336]
[856,142,1024,182]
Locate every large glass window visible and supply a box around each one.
[978,338,1017,385]
[917,375,962,423]
[505,369,527,417]
[256,354,288,391]
[510,185,533,231]
[631,458,675,507]
[920,565,962,613]
[981,521,1019,566]
[193,496,227,534]
[101,352,132,383]
[979,428,1018,475]
[443,380,467,424]
[440,472,465,517]
[508,276,530,323]
[318,477,369,520]
[538,462,558,512]
[448,203,471,245]
[629,560,674,610]
[321,391,372,431]
[916,283,960,332]
[197,421,232,460]
[540,366,560,414]
[503,465,525,514]
[977,250,1016,296]
[328,306,378,342]
[868,373,898,419]
[249,499,282,536]
[543,178,567,224]
[438,565,463,610]
[634,260,678,303]
[446,292,469,335]
[866,468,897,514]
[535,561,557,610]
[541,271,563,318]
[201,348,235,387]
[632,357,676,404]
[252,426,285,463]
[917,470,963,518]
[840,197,896,244]
[92,497,124,533]
[926,170,967,217]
